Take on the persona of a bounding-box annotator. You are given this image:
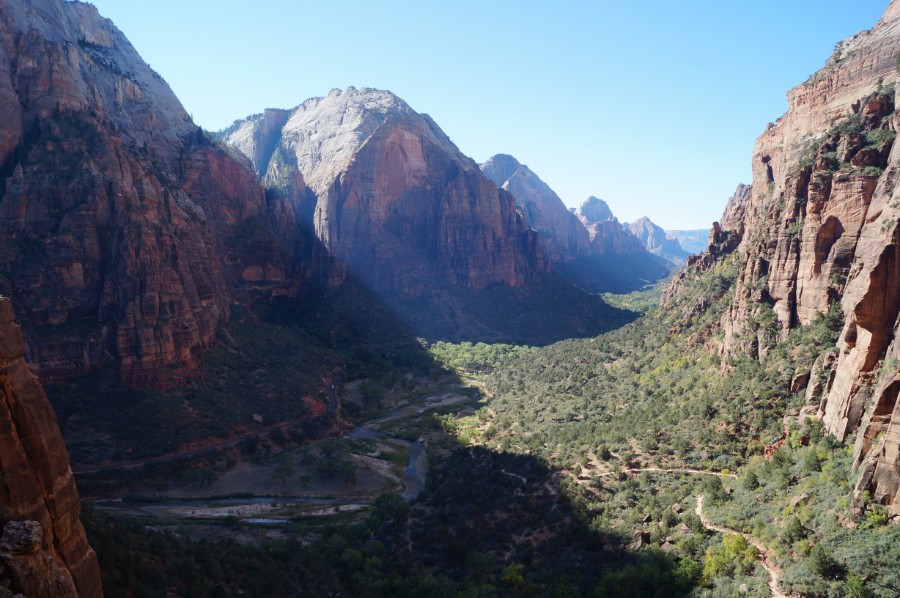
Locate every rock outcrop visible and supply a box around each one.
[575,196,614,225]
[480,154,591,263]
[628,216,689,265]
[0,0,303,386]
[575,197,646,256]
[222,88,548,297]
[0,298,102,596]
[691,0,900,515]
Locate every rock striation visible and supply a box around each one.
[222,88,549,297]
[688,0,900,515]
[0,0,303,386]
[0,297,101,597]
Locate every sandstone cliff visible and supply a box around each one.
[690,0,900,515]
[574,197,646,256]
[480,154,591,263]
[0,298,101,597]
[628,216,689,265]
[0,0,303,386]
[223,88,548,297]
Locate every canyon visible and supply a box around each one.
[2,0,900,594]
[687,0,900,516]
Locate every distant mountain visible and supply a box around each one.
[628,217,690,265]
[222,89,630,343]
[575,196,614,225]
[666,229,709,255]
[480,154,590,263]
[480,156,670,293]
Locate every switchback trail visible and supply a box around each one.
[695,495,790,598]
[591,466,786,597]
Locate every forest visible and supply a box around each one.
[82,244,900,597]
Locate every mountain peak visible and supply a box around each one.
[224,86,471,196]
[576,196,614,226]
[480,154,523,184]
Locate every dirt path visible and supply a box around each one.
[500,469,526,484]
[593,466,738,479]
[695,495,790,598]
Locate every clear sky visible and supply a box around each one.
[86,0,890,230]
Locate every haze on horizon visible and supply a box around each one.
[87,0,889,230]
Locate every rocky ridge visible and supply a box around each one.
[222,87,551,297]
[628,216,690,265]
[575,196,645,256]
[480,153,590,263]
[0,0,304,386]
[684,0,900,515]
[0,297,101,597]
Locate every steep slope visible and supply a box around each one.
[628,216,690,265]
[684,0,900,515]
[0,0,304,387]
[224,88,546,297]
[222,88,630,343]
[0,298,101,597]
[480,156,671,292]
[480,153,591,263]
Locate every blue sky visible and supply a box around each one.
[87,1,890,229]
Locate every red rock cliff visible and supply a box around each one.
[0,0,303,386]
[0,297,101,597]
[223,88,550,297]
[698,0,900,515]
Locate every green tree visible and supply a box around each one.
[273,453,294,487]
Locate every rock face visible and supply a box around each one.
[628,217,689,265]
[575,196,614,225]
[478,156,670,292]
[480,154,590,263]
[0,0,302,386]
[693,0,900,514]
[0,298,102,597]
[222,88,549,297]
[575,197,645,255]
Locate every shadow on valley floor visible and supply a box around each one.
[49,276,458,470]
[375,273,640,347]
[82,429,701,597]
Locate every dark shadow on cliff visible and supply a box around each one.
[48,275,457,474]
